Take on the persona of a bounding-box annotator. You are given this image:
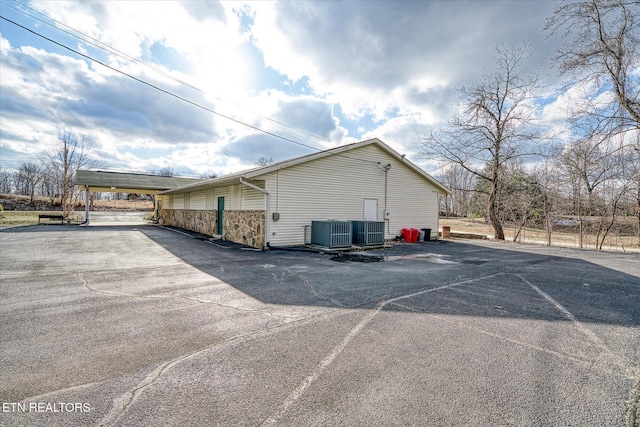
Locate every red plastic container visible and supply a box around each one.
[401,228,412,242]
[410,228,419,243]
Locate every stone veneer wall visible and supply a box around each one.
[160,209,265,249]
[223,210,265,249]
[160,209,218,236]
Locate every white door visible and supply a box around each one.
[364,199,378,221]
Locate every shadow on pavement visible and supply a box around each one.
[3,224,639,327]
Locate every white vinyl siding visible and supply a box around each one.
[172,194,184,209]
[189,191,206,210]
[241,181,266,210]
[229,185,241,209]
[263,144,441,246]
[205,189,215,210]
[386,152,439,239]
[168,184,264,211]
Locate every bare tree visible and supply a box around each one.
[255,156,274,167]
[546,0,639,132]
[531,156,565,247]
[0,168,12,194]
[49,130,102,217]
[199,173,218,179]
[498,164,545,243]
[560,135,622,215]
[156,166,176,177]
[438,164,476,218]
[418,44,543,240]
[559,132,627,248]
[15,162,43,203]
[594,176,628,250]
[38,163,60,203]
[621,133,640,246]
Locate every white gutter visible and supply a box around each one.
[239,177,270,250]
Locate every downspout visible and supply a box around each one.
[435,190,442,240]
[384,166,389,216]
[239,177,270,250]
[383,164,391,238]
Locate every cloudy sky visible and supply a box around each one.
[1,0,565,177]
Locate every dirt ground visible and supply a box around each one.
[441,217,640,253]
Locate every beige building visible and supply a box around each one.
[157,138,449,249]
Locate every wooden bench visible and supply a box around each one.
[38,214,64,224]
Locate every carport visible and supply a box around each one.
[75,170,202,225]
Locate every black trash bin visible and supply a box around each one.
[420,228,431,241]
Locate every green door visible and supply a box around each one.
[217,197,224,235]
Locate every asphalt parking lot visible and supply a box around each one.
[1,221,639,426]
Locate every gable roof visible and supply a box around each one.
[159,138,450,195]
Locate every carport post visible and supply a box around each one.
[83,185,90,225]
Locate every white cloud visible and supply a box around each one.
[1,0,575,177]
[249,1,557,120]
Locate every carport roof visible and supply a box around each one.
[76,169,203,194]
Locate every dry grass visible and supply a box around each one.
[0,211,84,226]
[440,217,640,253]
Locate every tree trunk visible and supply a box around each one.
[487,182,505,240]
[637,185,640,247]
[545,214,552,246]
[513,215,528,243]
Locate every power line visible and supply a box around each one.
[0,12,381,166]
[0,14,324,153]
[1,0,203,92]
[2,0,332,147]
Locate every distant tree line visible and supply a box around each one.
[1,134,221,212]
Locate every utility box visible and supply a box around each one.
[311,221,352,248]
[352,221,385,246]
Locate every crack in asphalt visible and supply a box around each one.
[275,258,346,307]
[95,308,343,427]
[98,354,193,426]
[76,273,301,322]
[297,273,345,307]
[75,265,352,426]
[18,380,102,404]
